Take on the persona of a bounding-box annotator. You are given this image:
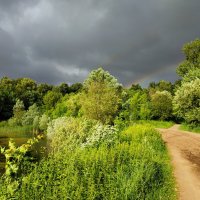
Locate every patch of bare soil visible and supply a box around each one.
[159,125,200,200]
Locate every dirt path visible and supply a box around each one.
[159,125,200,200]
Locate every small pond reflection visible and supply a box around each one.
[0,132,47,175]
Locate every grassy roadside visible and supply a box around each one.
[131,120,175,129]
[180,124,200,134]
[0,124,176,199]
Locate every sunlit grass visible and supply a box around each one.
[0,125,176,199]
[131,120,174,129]
[180,123,200,134]
[0,126,33,138]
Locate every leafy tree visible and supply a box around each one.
[182,68,200,82]
[120,91,151,121]
[151,91,173,120]
[69,83,83,93]
[37,83,53,105]
[39,114,50,131]
[176,39,200,77]
[0,77,16,120]
[65,94,82,117]
[13,100,25,125]
[81,68,121,124]
[173,79,200,125]
[43,90,62,110]
[148,80,173,95]
[22,104,40,126]
[129,92,141,120]
[84,67,122,91]
[139,93,151,120]
[82,82,120,124]
[15,78,39,109]
[57,83,70,95]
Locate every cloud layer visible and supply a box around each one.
[0,0,200,86]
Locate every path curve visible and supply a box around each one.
[159,125,200,200]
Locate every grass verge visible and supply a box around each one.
[180,123,200,134]
[0,125,176,199]
[132,120,174,129]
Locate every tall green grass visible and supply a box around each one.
[132,120,174,129]
[0,125,176,199]
[180,123,200,134]
[0,126,33,138]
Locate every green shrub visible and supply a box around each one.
[22,104,40,126]
[47,117,98,152]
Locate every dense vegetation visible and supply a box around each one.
[0,39,199,199]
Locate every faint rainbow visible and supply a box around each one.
[125,65,176,88]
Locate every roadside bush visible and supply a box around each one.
[151,91,173,120]
[173,78,200,125]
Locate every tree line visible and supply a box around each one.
[0,38,199,128]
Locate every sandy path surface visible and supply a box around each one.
[159,125,200,200]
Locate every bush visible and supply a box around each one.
[39,114,50,131]
[173,78,200,125]
[47,117,98,152]
[82,124,118,148]
[151,91,173,120]
[22,104,40,126]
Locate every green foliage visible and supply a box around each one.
[148,80,173,94]
[15,78,39,109]
[82,124,118,148]
[12,99,26,126]
[0,125,175,199]
[0,137,39,196]
[57,83,70,95]
[0,78,15,120]
[176,39,200,77]
[81,68,121,124]
[84,67,122,90]
[39,114,50,131]
[82,81,121,124]
[69,82,83,93]
[33,116,40,133]
[151,91,173,120]
[65,93,82,117]
[180,123,200,133]
[182,68,200,82]
[119,91,151,123]
[173,79,200,125]
[22,104,40,126]
[49,93,82,118]
[47,117,98,152]
[132,120,174,129]
[43,90,63,110]
[130,92,151,120]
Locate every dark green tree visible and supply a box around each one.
[176,39,200,77]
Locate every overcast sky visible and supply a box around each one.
[0,0,200,86]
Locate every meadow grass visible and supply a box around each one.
[131,120,174,129]
[0,125,176,199]
[180,123,200,134]
[0,125,33,138]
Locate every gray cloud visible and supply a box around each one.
[0,0,200,86]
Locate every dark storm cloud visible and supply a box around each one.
[0,0,200,86]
